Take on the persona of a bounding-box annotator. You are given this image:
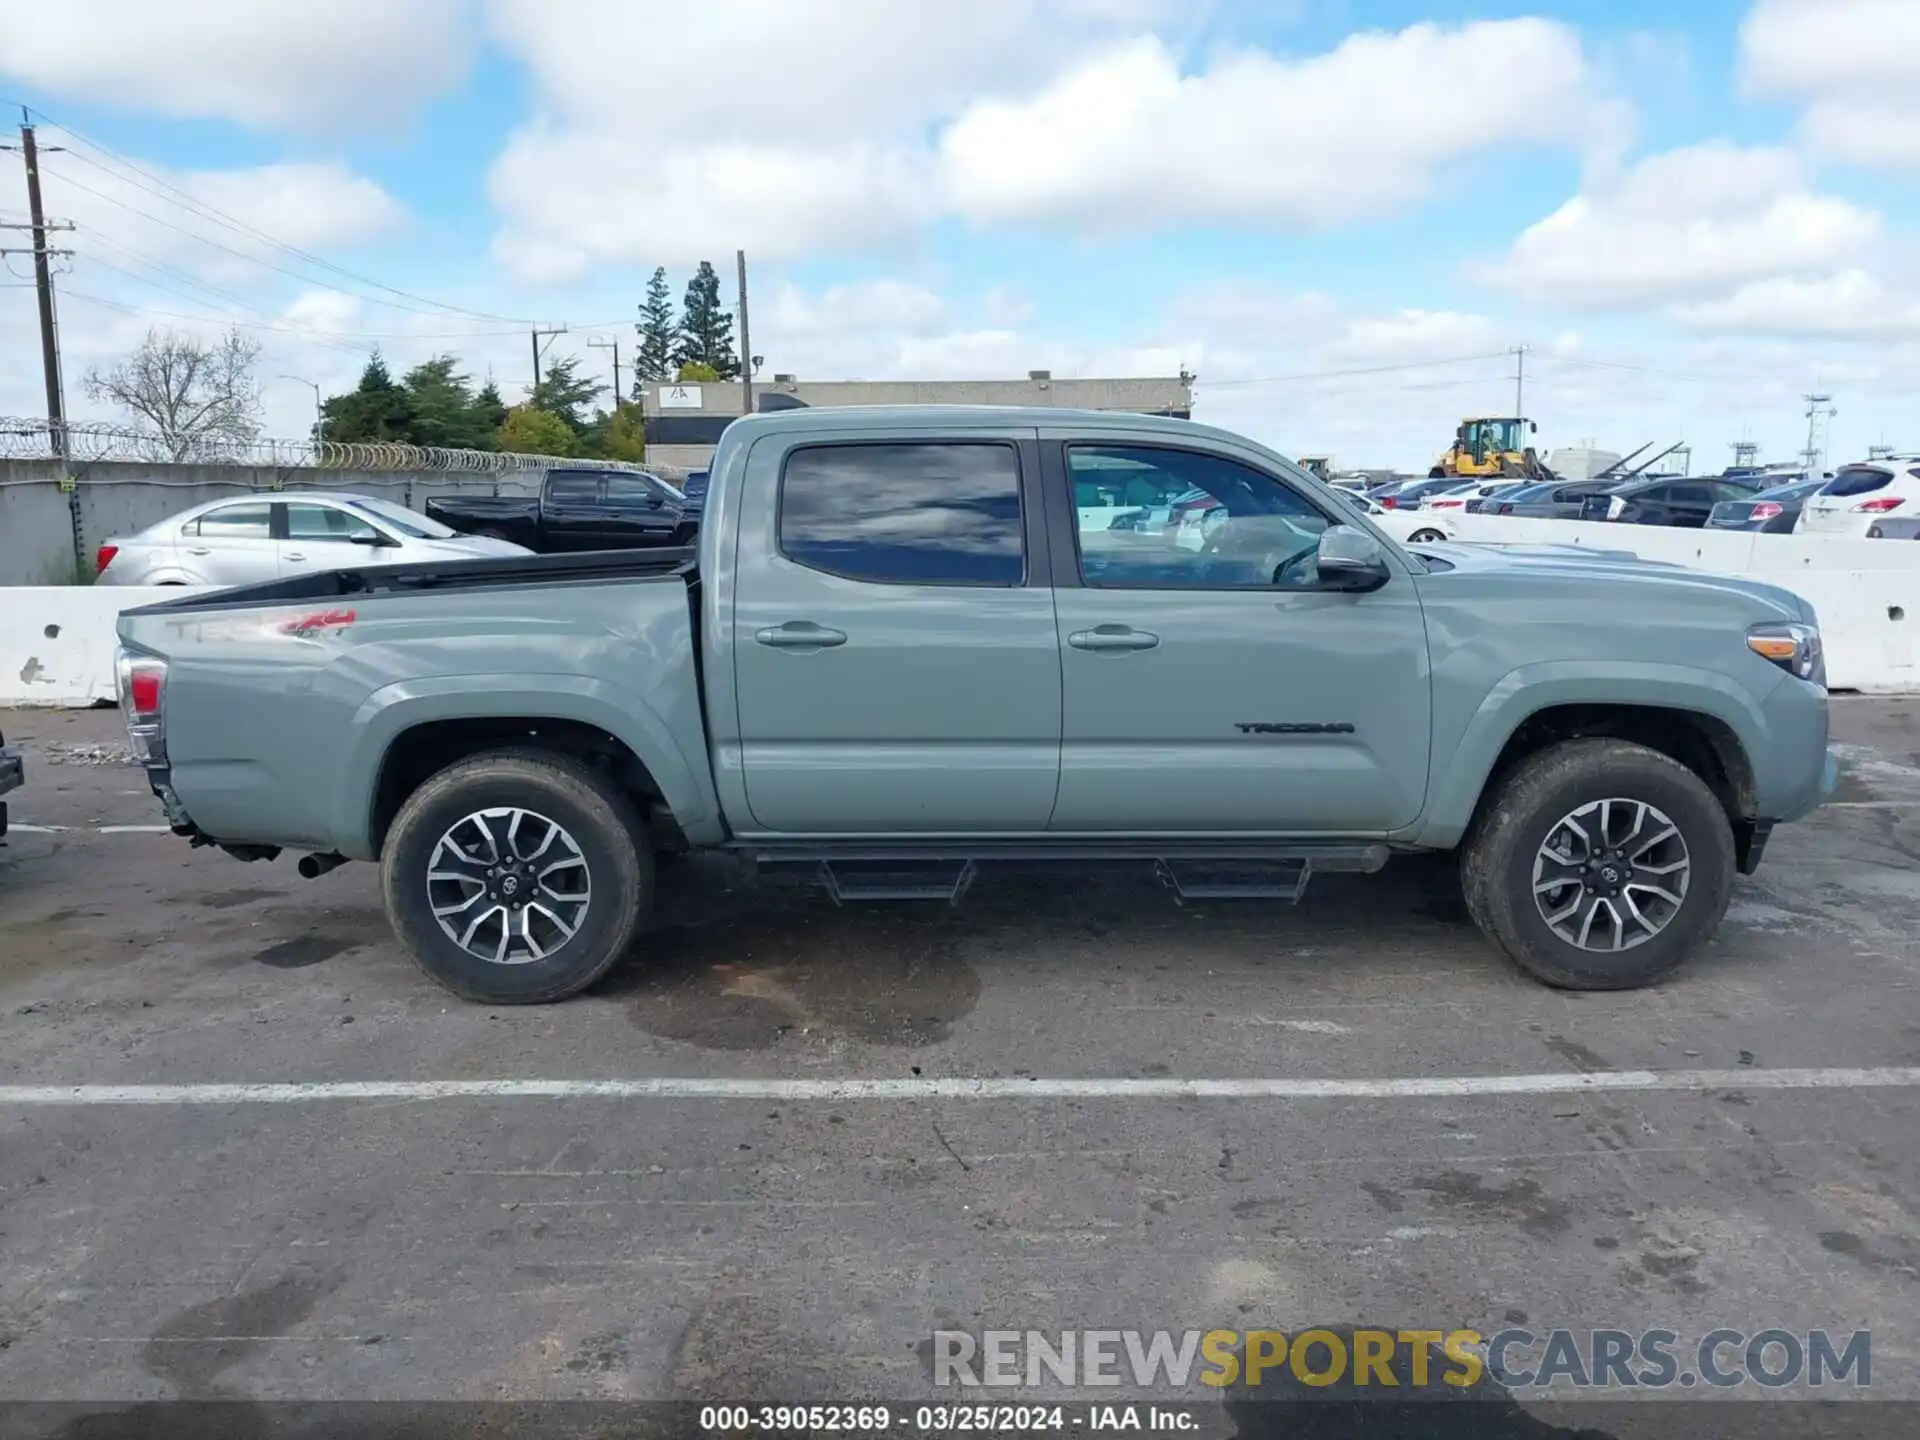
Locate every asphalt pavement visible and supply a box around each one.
[1,700,1917,1437]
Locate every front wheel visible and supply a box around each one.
[1459,739,1734,989]
[1407,527,1447,543]
[381,749,652,1003]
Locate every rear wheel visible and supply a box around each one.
[381,749,651,1003]
[1407,527,1447,543]
[1459,739,1734,989]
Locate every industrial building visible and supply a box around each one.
[639,371,1195,472]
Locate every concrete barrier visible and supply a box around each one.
[2,518,1917,705]
[1444,513,1920,692]
[0,586,212,706]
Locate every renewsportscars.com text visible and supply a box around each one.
[933,1328,1871,1391]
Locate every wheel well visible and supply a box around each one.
[1479,704,1757,829]
[370,717,679,857]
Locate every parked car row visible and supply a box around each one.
[1395,458,1919,538]
[95,468,694,586]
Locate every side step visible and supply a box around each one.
[1154,858,1309,905]
[813,859,978,905]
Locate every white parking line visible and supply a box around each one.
[2,1067,1918,1106]
[7,823,172,834]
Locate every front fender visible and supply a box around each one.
[332,674,718,860]
[1408,660,1777,849]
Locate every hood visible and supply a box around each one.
[1416,540,1812,623]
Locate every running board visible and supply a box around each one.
[745,841,1388,907]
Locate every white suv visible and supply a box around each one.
[1798,458,1920,536]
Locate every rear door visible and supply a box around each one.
[178,502,280,585]
[1048,436,1432,833]
[537,471,606,550]
[1667,482,1715,527]
[730,430,1062,832]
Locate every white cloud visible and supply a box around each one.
[1489,143,1879,309]
[0,0,474,130]
[1742,0,1920,168]
[940,21,1604,230]
[484,8,1615,279]
[1675,270,1920,339]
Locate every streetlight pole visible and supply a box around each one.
[279,375,323,443]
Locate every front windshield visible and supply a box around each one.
[341,496,458,539]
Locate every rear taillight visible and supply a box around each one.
[1751,503,1783,521]
[1380,496,1398,509]
[95,544,119,574]
[1854,496,1905,513]
[115,650,168,764]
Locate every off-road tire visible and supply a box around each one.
[382,748,651,1003]
[1459,738,1734,990]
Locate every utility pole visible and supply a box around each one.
[1801,392,1836,476]
[1509,344,1530,417]
[278,375,324,443]
[1730,440,1759,470]
[530,324,567,397]
[737,249,753,416]
[587,337,622,410]
[2,115,74,456]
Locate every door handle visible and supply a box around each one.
[1068,625,1160,652]
[755,621,848,650]
[284,551,306,561]
[187,547,211,556]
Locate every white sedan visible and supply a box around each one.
[96,492,532,586]
[1333,489,1458,544]
[1418,478,1530,513]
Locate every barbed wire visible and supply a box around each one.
[0,417,681,478]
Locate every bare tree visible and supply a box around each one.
[84,327,265,460]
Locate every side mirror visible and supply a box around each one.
[348,531,394,547]
[1315,524,1390,592]
[645,493,664,509]
[1530,420,1538,434]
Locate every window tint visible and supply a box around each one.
[284,503,380,542]
[1825,466,1891,498]
[193,503,272,539]
[1671,483,1712,504]
[605,474,666,505]
[546,472,600,504]
[778,442,1024,586]
[1070,445,1333,590]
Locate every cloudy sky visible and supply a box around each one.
[1,0,1915,470]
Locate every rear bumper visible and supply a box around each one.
[0,744,23,840]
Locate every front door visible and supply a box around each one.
[278,500,388,575]
[593,472,686,548]
[731,434,1061,832]
[179,501,281,586]
[1049,440,1432,833]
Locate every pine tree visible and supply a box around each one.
[673,261,740,379]
[400,355,497,451]
[319,354,413,443]
[530,355,606,437]
[634,266,677,389]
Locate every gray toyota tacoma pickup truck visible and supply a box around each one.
[115,406,1838,1003]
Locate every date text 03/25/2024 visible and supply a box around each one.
[697,1406,1187,1432]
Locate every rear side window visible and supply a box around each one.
[546,473,600,504]
[1826,466,1891,497]
[188,503,272,539]
[779,442,1024,586]
[1672,483,1711,504]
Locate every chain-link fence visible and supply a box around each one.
[0,417,674,477]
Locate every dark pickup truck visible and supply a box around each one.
[426,467,695,553]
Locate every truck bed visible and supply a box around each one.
[121,547,698,615]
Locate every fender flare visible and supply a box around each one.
[1410,661,1771,848]
[332,674,715,860]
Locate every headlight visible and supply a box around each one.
[1747,621,1825,685]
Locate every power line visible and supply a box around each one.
[1200,351,1514,387]
[24,103,530,325]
